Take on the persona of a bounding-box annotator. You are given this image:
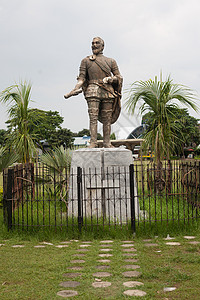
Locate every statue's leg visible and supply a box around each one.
[87,98,99,148]
[101,100,114,148]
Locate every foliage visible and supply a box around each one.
[0,129,7,147]
[110,132,116,140]
[126,74,198,165]
[73,128,103,140]
[0,81,37,163]
[49,128,74,148]
[6,108,65,148]
[39,147,72,201]
[143,108,200,157]
[0,147,19,173]
[74,128,90,137]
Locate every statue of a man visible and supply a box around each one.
[64,37,123,148]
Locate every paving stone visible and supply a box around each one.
[34,245,45,248]
[63,273,82,278]
[100,240,113,243]
[122,241,134,243]
[41,242,54,245]
[0,244,5,246]
[124,259,138,263]
[67,267,83,271]
[55,245,69,248]
[123,281,144,287]
[144,243,158,247]
[143,239,152,242]
[100,244,112,248]
[166,242,181,246]
[73,254,85,257]
[121,244,134,247]
[124,264,140,270]
[92,281,111,288]
[93,272,112,277]
[59,281,80,288]
[12,245,25,248]
[57,290,78,297]
[99,254,113,257]
[123,253,137,257]
[60,241,71,244]
[99,248,112,252]
[70,240,79,242]
[123,289,147,296]
[184,236,196,239]
[70,260,85,264]
[97,259,111,263]
[76,249,88,252]
[163,287,176,292]
[122,271,141,278]
[188,241,200,245]
[122,248,137,252]
[96,265,110,270]
[81,241,92,243]
[79,245,91,248]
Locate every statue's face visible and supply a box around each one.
[92,38,104,55]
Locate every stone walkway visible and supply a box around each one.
[57,239,146,298]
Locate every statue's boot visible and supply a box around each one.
[101,102,114,148]
[88,99,99,148]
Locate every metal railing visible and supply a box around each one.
[3,160,200,232]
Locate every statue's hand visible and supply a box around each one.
[103,76,113,84]
[64,88,82,99]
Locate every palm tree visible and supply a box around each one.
[0,147,19,172]
[0,81,37,163]
[125,75,198,191]
[126,75,198,166]
[40,147,72,204]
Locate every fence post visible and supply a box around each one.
[77,167,82,234]
[129,164,136,234]
[4,168,14,231]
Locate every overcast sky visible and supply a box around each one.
[0,0,200,137]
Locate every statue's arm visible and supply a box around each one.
[64,79,84,99]
[103,59,122,84]
[64,58,87,99]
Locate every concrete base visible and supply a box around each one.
[68,148,139,221]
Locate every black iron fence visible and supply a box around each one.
[3,160,200,233]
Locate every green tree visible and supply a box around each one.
[0,81,37,163]
[74,128,103,140]
[6,108,64,147]
[110,132,116,140]
[42,128,74,149]
[126,75,198,167]
[76,128,90,137]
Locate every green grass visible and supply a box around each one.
[1,235,200,299]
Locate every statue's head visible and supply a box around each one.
[91,37,104,55]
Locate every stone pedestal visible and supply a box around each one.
[68,148,139,222]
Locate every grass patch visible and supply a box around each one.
[1,235,200,299]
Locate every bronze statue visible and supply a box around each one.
[64,37,123,148]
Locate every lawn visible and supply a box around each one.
[0,234,200,299]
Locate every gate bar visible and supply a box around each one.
[129,164,136,233]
